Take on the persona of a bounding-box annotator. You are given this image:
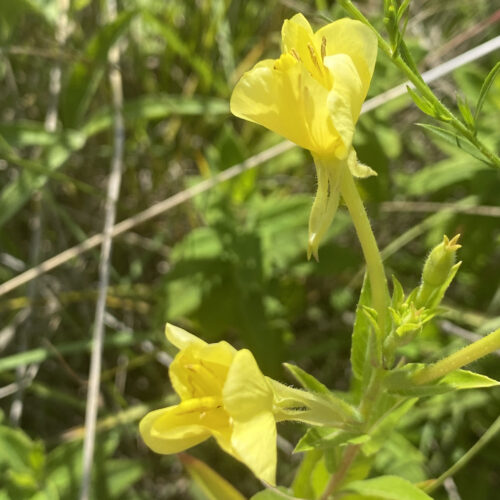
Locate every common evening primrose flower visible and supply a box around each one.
[230,14,378,260]
[140,324,358,485]
[140,323,279,484]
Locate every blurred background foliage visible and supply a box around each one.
[0,0,499,498]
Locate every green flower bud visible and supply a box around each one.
[416,234,461,308]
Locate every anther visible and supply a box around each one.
[308,43,321,71]
[291,48,301,61]
[321,37,327,60]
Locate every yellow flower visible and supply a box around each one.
[139,323,278,485]
[230,14,378,260]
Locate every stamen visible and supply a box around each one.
[321,37,327,60]
[291,48,301,61]
[176,396,223,415]
[308,43,322,72]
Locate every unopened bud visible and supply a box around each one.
[416,234,461,308]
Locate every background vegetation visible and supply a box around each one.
[0,0,499,498]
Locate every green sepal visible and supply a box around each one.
[391,275,405,309]
[283,362,330,395]
[269,378,360,427]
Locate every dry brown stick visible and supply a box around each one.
[79,0,125,497]
[381,200,500,217]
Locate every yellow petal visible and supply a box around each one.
[231,411,277,485]
[139,403,213,454]
[223,349,273,418]
[316,18,377,98]
[230,58,337,155]
[281,14,328,87]
[307,157,342,261]
[169,341,236,399]
[165,323,206,350]
[324,54,363,157]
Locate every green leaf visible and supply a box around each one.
[416,123,487,163]
[60,10,137,127]
[143,11,226,94]
[0,424,35,471]
[0,331,148,373]
[0,130,87,228]
[180,454,245,500]
[350,277,374,382]
[283,363,330,394]
[343,475,432,500]
[361,398,417,456]
[374,433,427,483]
[399,156,489,196]
[441,369,500,389]
[293,451,332,499]
[406,87,435,117]
[251,488,294,500]
[100,459,144,499]
[295,427,369,452]
[385,364,499,397]
[0,121,63,147]
[456,94,475,131]
[474,61,500,122]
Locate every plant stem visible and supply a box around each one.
[339,165,389,333]
[413,327,500,385]
[339,0,500,169]
[320,444,361,500]
[424,415,500,494]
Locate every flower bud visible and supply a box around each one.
[416,234,461,308]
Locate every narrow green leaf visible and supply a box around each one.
[0,331,150,373]
[251,488,294,500]
[350,277,373,382]
[0,130,87,227]
[292,450,323,499]
[101,459,144,498]
[396,0,411,23]
[385,364,499,397]
[294,427,368,453]
[60,10,137,127]
[406,87,435,117]
[344,475,432,500]
[474,61,500,122]
[0,121,62,147]
[416,123,487,163]
[143,11,226,94]
[180,453,246,500]
[456,94,475,131]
